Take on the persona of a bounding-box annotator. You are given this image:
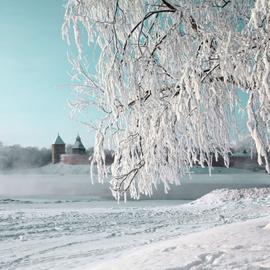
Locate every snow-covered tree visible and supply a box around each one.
[62,0,270,199]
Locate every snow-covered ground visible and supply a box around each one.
[94,216,270,270]
[1,166,270,269]
[93,188,270,270]
[0,188,270,269]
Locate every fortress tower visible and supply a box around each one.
[72,134,86,155]
[52,134,66,164]
[60,134,89,165]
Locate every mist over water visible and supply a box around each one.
[1,168,270,201]
[0,174,112,200]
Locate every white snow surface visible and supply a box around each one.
[93,216,270,270]
[1,187,270,269]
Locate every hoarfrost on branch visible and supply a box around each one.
[62,0,270,199]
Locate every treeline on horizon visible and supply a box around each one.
[0,142,114,171]
[0,142,51,171]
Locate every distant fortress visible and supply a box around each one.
[52,134,89,165]
[51,134,264,170]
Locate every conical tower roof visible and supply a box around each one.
[72,134,85,150]
[54,134,65,145]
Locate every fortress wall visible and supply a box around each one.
[61,154,89,165]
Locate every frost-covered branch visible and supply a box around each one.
[63,0,270,199]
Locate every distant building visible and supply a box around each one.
[52,134,66,164]
[72,134,86,155]
[51,134,113,166]
[60,134,89,165]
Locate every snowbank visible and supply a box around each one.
[191,187,270,205]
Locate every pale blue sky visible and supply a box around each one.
[0,1,250,149]
[0,0,100,148]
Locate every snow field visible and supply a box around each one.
[93,217,270,270]
[1,187,270,269]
